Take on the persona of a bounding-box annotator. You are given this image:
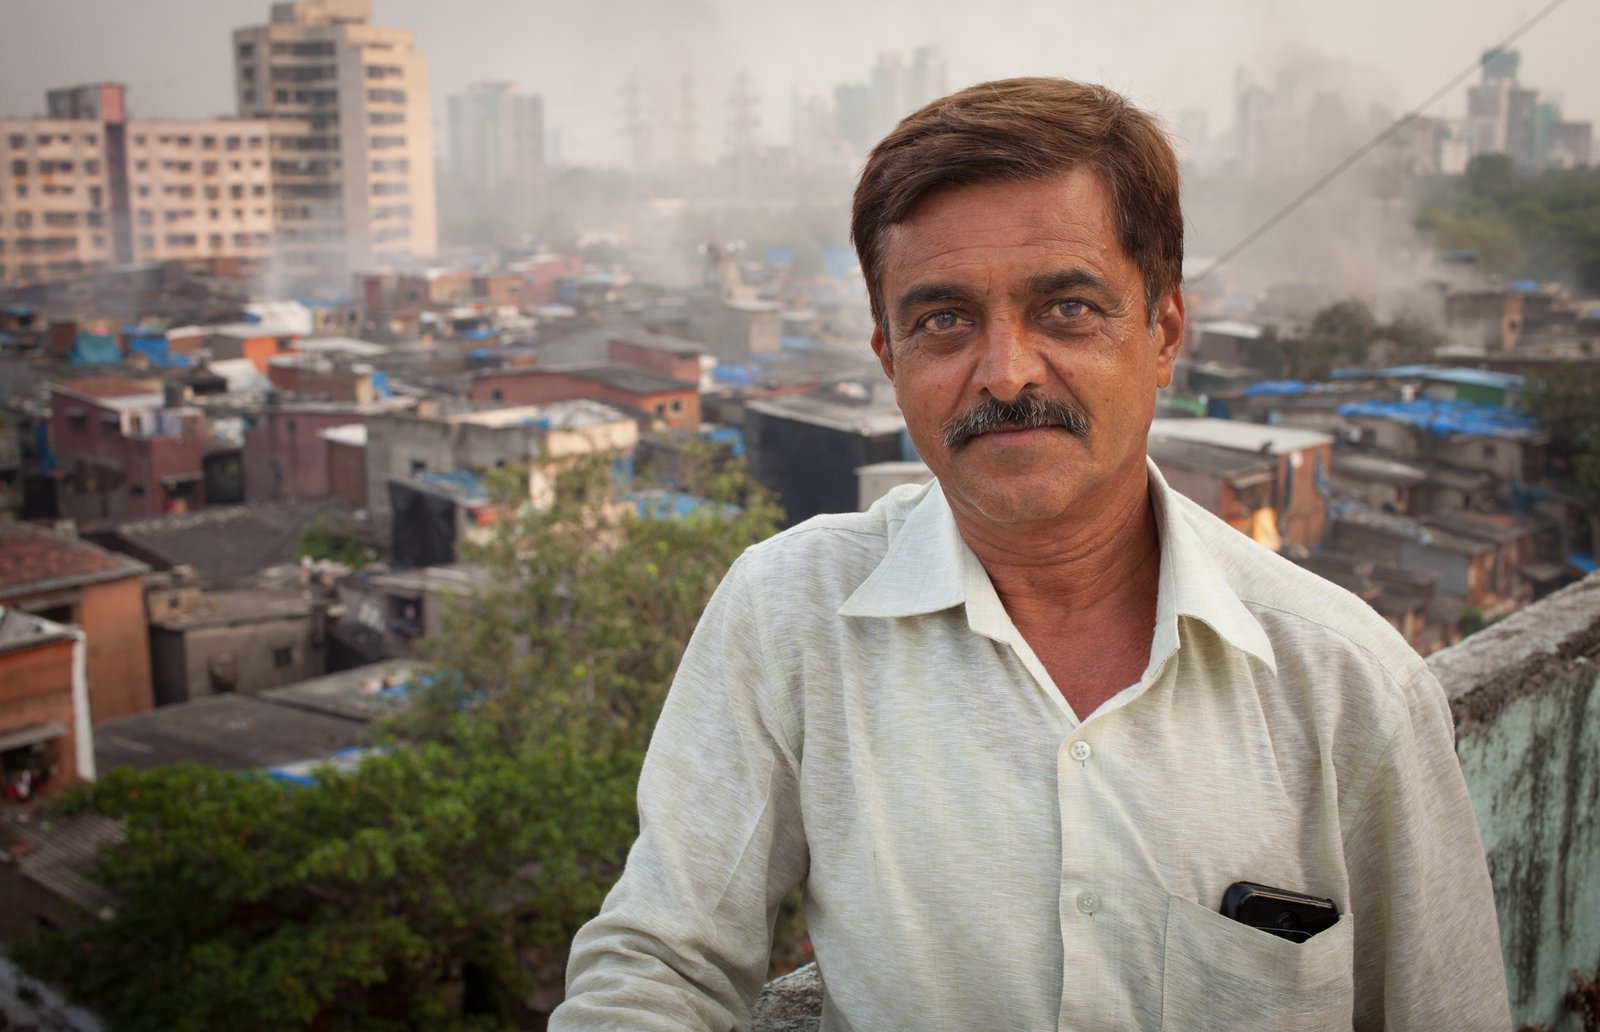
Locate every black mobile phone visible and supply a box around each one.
[1221,881,1339,943]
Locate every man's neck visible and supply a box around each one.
[952,475,1164,715]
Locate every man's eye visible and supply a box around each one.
[919,310,962,332]
[1051,300,1091,319]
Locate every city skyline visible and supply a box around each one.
[1,0,1596,167]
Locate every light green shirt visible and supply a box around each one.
[555,463,1511,1031]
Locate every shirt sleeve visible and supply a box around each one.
[550,554,808,1031]
[1346,666,1512,1031]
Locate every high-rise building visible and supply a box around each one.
[1463,48,1593,170]
[908,45,948,111]
[868,52,908,145]
[233,0,436,291]
[1,83,274,287]
[445,82,545,242]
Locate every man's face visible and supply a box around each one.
[870,170,1184,534]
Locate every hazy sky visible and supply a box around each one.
[2,0,1595,167]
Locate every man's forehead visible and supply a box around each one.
[877,171,1128,299]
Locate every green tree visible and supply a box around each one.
[1415,161,1600,292]
[1526,363,1600,554]
[296,514,375,569]
[399,447,781,753]
[11,740,640,1031]
[1244,299,1442,379]
[15,449,785,1026]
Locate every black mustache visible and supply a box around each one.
[941,393,1090,449]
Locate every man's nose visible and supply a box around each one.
[977,315,1046,402]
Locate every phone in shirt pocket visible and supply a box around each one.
[1161,894,1354,1031]
[1220,881,1340,943]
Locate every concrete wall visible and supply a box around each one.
[1436,572,1600,1032]
[77,576,153,723]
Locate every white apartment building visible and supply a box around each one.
[126,120,274,264]
[233,0,437,290]
[0,119,115,284]
[0,84,275,286]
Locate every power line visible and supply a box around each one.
[1190,0,1572,284]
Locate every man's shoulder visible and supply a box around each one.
[1166,489,1428,685]
[733,481,929,598]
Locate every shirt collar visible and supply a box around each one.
[838,462,1278,675]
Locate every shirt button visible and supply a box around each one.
[1069,740,1091,762]
[1077,891,1101,915]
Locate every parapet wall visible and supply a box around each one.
[1436,572,1600,1031]
[752,572,1600,1031]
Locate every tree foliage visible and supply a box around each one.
[397,447,781,754]
[1244,298,1445,380]
[1415,155,1600,292]
[15,448,784,1026]
[1525,362,1600,554]
[296,514,376,569]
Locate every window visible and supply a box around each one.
[9,159,24,176]
[410,459,426,475]
[85,159,100,174]
[273,646,294,668]
[7,134,22,148]
[14,212,30,228]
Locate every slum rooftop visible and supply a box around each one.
[0,525,148,599]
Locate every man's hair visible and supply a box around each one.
[851,77,1183,336]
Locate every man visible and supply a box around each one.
[552,78,1510,1030]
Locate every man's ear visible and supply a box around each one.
[1152,288,1185,390]
[870,325,895,380]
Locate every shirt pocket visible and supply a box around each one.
[1161,894,1355,1032]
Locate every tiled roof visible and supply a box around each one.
[0,525,147,599]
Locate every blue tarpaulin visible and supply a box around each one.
[35,423,55,474]
[127,333,192,369]
[1243,380,1308,397]
[707,426,746,458]
[67,330,120,366]
[372,371,392,399]
[1336,398,1540,438]
[712,364,757,386]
